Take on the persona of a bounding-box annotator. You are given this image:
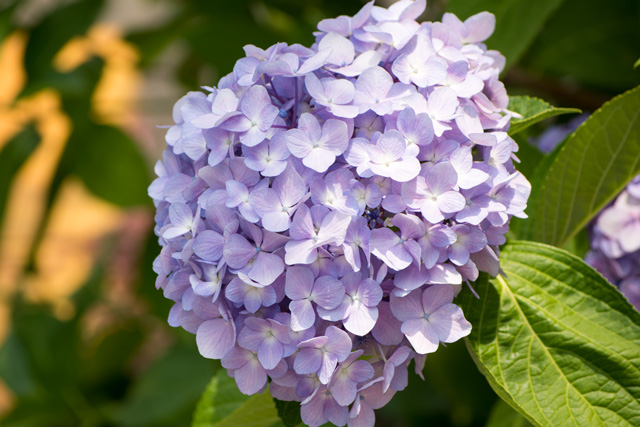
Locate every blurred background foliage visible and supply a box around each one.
[0,0,637,426]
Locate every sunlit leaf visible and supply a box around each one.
[516,85,640,246]
[459,241,640,427]
[193,370,283,427]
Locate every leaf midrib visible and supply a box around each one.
[508,281,640,407]
[496,274,607,427]
[504,258,640,345]
[495,275,557,427]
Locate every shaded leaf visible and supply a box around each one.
[459,241,640,427]
[69,125,151,207]
[117,345,215,427]
[378,339,499,425]
[486,399,534,427]
[445,0,565,69]
[517,85,640,246]
[274,399,302,427]
[508,96,580,135]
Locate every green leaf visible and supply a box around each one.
[508,96,580,135]
[68,124,151,207]
[459,241,640,427]
[634,58,640,70]
[445,0,565,69]
[193,370,282,427]
[274,399,302,427]
[517,85,640,246]
[117,345,215,427]
[486,399,534,427]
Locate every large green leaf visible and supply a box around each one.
[445,0,565,69]
[517,85,640,246]
[193,370,283,427]
[459,241,640,427]
[508,96,580,135]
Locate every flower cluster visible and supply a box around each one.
[586,176,640,311]
[149,1,530,425]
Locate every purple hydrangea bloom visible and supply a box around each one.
[390,284,472,354]
[402,161,467,223]
[318,271,383,336]
[329,350,375,405]
[294,326,352,384]
[248,166,307,232]
[149,1,530,425]
[237,317,291,369]
[285,113,349,173]
[586,183,640,311]
[285,266,345,331]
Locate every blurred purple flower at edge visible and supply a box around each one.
[148,1,532,426]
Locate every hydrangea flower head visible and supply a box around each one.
[586,176,640,311]
[149,1,530,425]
